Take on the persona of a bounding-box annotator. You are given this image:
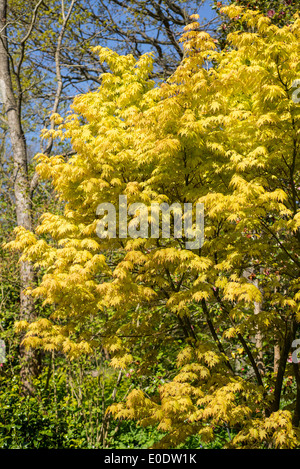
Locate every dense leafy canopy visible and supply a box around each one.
[4,5,300,448]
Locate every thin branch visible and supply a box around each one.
[30,0,76,196]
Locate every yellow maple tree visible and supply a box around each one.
[6,5,300,448]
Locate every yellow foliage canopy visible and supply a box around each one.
[6,6,300,449]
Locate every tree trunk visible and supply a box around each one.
[0,0,39,394]
[253,278,265,376]
[274,343,280,374]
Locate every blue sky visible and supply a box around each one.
[199,0,230,22]
[199,0,218,20]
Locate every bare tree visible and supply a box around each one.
[0,0,38,393]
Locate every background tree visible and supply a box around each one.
[213,0,300,377]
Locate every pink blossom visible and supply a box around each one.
[267,9,276,18]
